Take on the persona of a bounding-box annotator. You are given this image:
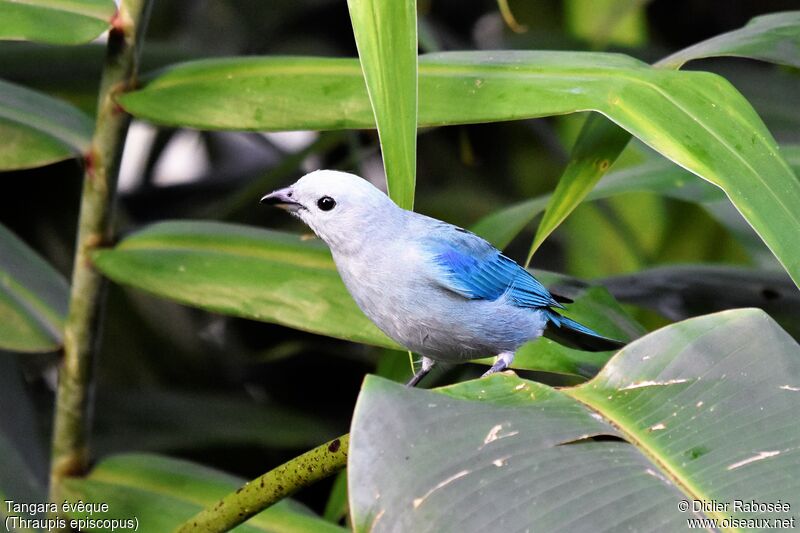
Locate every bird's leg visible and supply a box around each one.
[406,356,435,387]
[482,351,515,377]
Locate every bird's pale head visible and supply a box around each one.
[261,170,400,253]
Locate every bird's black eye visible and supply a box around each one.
[317,196,336,211]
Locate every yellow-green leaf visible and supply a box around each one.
[347,0,418,209]
[0,0,116,45]
[120,52,800,286]
[0,78,93,170]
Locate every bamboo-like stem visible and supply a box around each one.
[49,0,153,500]
[175,435,350,533]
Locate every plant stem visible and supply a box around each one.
[175,434,350,533]
[49,0,153,500]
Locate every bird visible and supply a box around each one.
[262,170,625,387]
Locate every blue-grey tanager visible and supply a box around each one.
[262,170,624,386]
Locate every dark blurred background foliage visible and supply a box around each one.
[1,0,799,518]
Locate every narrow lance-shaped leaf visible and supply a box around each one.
[0,0,116,45]
[471,150,726,250]
[0,79,93,170]
[472,143,800,256]
[0,224,69,352]
[120,52,800,287]
[93,221,638,377]
[347,0,418,209]
[657,11,800,69]
[525,114,631,265]
[349,309,800,530]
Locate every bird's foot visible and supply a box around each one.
[482,351,515,378]
[406,356,435,387]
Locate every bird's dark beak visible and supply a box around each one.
[260,187,302,212]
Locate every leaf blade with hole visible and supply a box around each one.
[349,309,800,530]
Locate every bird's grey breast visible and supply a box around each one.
[332,234,546,362]
[332,236,434,337]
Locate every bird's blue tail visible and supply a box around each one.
[543,310,626,352]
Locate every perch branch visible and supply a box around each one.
[175,434,350,533]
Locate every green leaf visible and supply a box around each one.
[0,224,69,352]
[60,454,345,532]
[0,0,115,45]
[0,78,93,170]
[93,220,398,349]
[120,52,800,286]
[526,114,631,263]
[322,470,349,524]
[346,0,417,209]
[529,11,800,273]
[470,150,725,250]
[657,11,800,69]
[349,309,800,530]
[93,221,636,376]
[473,144,800,255]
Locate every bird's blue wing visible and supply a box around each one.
[426,230,562,309]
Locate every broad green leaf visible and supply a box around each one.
[0,78,93,170]
[61,454,345,532]
[349,309,800,531]
[526,114,631,264]
[120,52,800,286]
[0,0,115,45]
[93,221,636,376]
[347,0,417,209]
[0,224,69,352]
[658,11,800,69]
